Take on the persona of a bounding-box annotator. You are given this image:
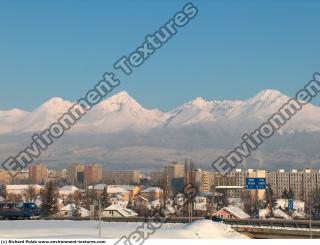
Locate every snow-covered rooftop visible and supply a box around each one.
[104,204,137,217]
[60,185,79,191]
[140,187,163,193]
[224,205,250,219]
[6,184,43,190]
[94,184,106,190]
[58,204,89,217]
[107,186,129,194]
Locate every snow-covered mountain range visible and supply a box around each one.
[1,90,320,170]
[1,89,320,135]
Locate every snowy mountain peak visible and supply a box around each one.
[106,91,136,104]
[37,97,72,112]
[97,91,144,114]
[190,97,208,107]
[2,88,320,136]
[253,89,283,101]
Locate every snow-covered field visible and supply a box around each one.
[0,220,248,239]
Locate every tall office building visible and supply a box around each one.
[0,169,13,184]
[228,169,249,187]
[28,163,48,184]
[194,169,210,192]
[163,162,184,194]
[67,164,85,186]
[150,171,164,186]
[103,170,140,185]
[302,168,318,203]
[289,169,303,200]
[84,164,103,185]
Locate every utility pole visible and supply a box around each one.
[309,194,312,239]
[99,197,102,239]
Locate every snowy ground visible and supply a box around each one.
[0,220,248,239]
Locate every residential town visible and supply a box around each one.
[1,161,320,220]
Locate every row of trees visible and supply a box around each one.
[0,183,6,199]
[0,181,116,217]
[40,182,117,217]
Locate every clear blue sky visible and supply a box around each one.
[1,0,320,111]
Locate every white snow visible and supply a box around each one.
[0,220,248,239]
[59,185,79,196]
[2,89,320,135]
[102,204,138,217]
[276,198,305,211]
[140,187,163,193]
[259,208,291,220]
[56,204,89,217]
[6,184,44,195]
[107,185,129,194]
[222,206,250,219]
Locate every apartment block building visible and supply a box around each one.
[163,162,184,194]
[48,169,67,184]
[28,163,48,184]
[289,169,303,200]
[267,168,320,202]
[228,169,249,187]
[84,164,103,185]
[67,163,102,186]
[150,171,164,186]
[1,168,41,185]
[302,168,319,202]
[67,164,85,186]
[103,170,140,185]
[195,169,210,192]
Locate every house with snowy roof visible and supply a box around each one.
[260,208,292,220]
[107,185,130,201]
[100,204,137,218]
[56,204,89,217]
[119,185,140,199]
[59,185,79,196]
[214,205,250,219]
[93,184,139,200]
[139,187,163,201]
[6,184,43,196]
[134,195,149,209]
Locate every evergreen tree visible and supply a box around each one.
[266,184,277,217]
[0,183,7,200]
[72,192,82,217]
[266,185,277,208]
[83,187,97,210]
[100,187,111,208]
[281,189,289,199]
[41,181,59,216]
[288,189,294,200]
[127,199,133,209]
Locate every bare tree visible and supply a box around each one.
[160,172,168,209]
[184,159,196,222]
[0,183,7,200]
[23,185,37,202]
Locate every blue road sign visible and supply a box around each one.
[245,178,266,190]
[288,199,294,210]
